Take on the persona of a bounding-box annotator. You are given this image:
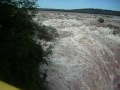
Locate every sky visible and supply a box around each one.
[38,0,120,11]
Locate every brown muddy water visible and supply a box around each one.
[36,11,120,90]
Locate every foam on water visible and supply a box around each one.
[42,16,120,90]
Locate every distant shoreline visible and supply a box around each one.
[36,8,120,16]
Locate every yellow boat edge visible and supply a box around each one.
[0,81,21,90]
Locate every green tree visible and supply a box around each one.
[0,0,57,90]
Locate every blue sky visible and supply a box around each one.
[38,0,120,11]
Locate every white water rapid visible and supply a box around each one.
[38,11,120,90]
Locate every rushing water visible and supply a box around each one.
[39,12,120,90]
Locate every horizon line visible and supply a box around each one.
[37,7,120,12]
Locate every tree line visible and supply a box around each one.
[38,8,120,16]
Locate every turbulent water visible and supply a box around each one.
[37,11,120,90]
